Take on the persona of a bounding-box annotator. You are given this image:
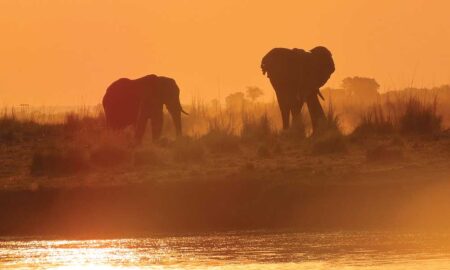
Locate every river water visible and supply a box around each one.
[1,231,450,269]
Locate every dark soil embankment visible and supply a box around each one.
[1,172,449,238]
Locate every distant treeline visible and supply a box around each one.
[322,76,450,102]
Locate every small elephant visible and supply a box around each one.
[102,74,188,142]
[261,46,335,133]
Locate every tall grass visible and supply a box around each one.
[1,93,447,143]
[352,104,395,136]
[199,117,240,153]
[352,96,442,136]
[0,91,448,176]
[311,102,347,154]
[399,97,441,135]
[241,113,274,142]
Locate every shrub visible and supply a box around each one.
[64,112,105,136]
[399,97,442,135]
[241,113,274,142]
[199,119,240,153]
[311,130,347,155]
[352,104,395,136]
[0,117,60,143]
[201,130,240,153]
[322,101,341,133]
[30,147,90,176]
[309,101,342,138]
[172,137,205,162]
[308,103,346,155]
[90,144,129,167]
[280,115,306,141]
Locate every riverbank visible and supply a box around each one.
[1,136,450,237]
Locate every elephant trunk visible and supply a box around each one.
[167,101,185,137]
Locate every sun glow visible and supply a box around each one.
[4,240,143,269]
[2,233,450,269]
[1,0,450,105]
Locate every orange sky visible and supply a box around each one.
[1,0,450,105]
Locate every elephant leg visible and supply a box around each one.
[277,94,291,130]
[270,77,291,130]
[105,115,113,129]
[306,93,326,133]
[291,101,304,131]
[289,95,303,122]
[151,108,163,141]
[135,117,148,143]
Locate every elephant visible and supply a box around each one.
[102,74,188,142]
[261,46,335,133]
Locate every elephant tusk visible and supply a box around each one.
[318,91,325,101]
[181,109,189,115]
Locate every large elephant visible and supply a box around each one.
[261,46,335,133]
[102,74,188,142]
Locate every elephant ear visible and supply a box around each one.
[156,77,177,103]
[261,48,296,78]
[310,46,335,89]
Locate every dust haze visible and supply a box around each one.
[1,0,450,238]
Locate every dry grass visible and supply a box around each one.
[172,137,205,162]
[0,88,449,177]
[399,97,442,135]
[241,113,275,142]
[352,96,442,137]
[311,105,347,155]
[311,131,347,155]
[352,104,395,136]
[90,143,129,167]
[30,146,90,176]
[0,116,61,143]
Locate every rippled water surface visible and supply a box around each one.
[1,232,450,269]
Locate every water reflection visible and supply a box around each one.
[1,232,450,269]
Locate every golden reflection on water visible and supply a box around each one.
[1,232,450,269]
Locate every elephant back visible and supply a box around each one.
[104,78,141,106]
[103,78,142,129]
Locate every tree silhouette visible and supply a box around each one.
[211,98,220,112]
[342,76,380,100]
[225,92,247,111]
[246,86,264,102]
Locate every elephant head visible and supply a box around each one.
[156,77,188,137]
[309,46,335,91]
[294,46,335,103]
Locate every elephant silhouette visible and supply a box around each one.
[261,46,335,133]
[102,74,188,142]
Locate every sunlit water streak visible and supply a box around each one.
[1,232,450,269]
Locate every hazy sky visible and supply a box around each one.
[1,0,450,105]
